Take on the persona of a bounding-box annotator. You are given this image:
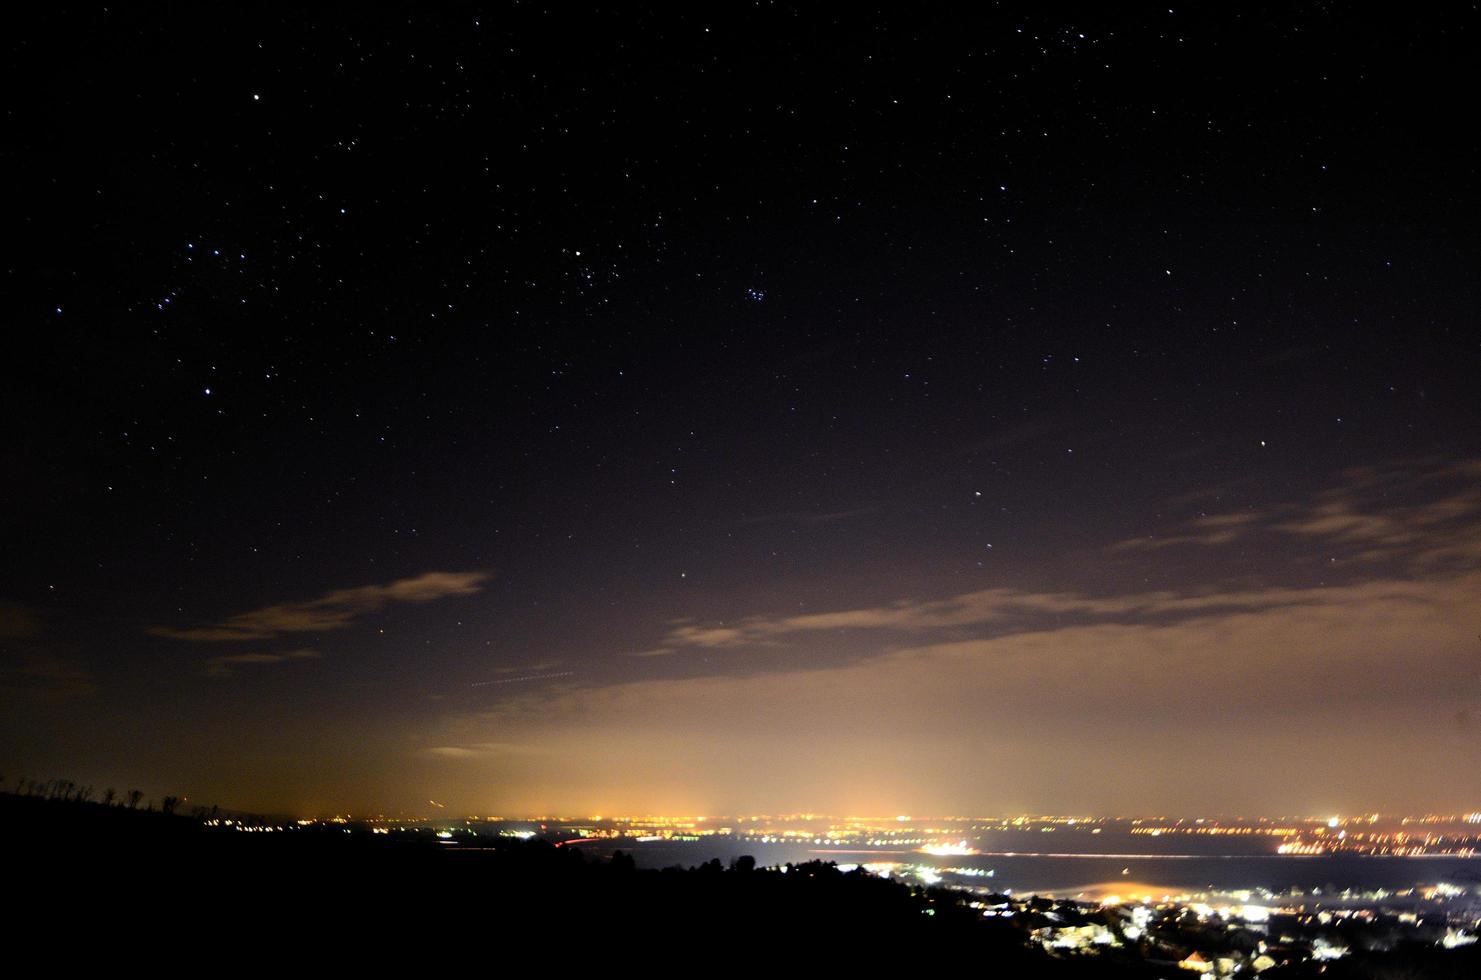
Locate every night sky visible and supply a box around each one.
[4,6,1479,818]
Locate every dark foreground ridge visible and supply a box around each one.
[5,792,1478,976]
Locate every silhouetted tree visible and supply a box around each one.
[161,796,179,816]
[101,788,116,807]
[126,789,142,810]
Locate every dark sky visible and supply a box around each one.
[4,5,1479,817]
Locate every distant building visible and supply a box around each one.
[1178,951,1213,973]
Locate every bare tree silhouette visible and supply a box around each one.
[126,789,143,810]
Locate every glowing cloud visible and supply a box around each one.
[150,570,490,642]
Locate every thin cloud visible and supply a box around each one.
[664,624,756,648]
[490,660,563,675]
[0,604,94,698]
[425,741,548,760]
[739,506,878,526]
[427,569,1481,814]
[1109,458,1481,567]
[203,648,321,678]
[659,584,1334,650]
[0,654,96,699]
[0,601,42,639]
[625,647,676,658]
[471,670,575,687]
[1111,512,1260,551]
[661,458,1481,654]
[151,570,490,642]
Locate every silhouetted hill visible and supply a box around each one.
[5,793,1477,976]
[0,793,1143,971]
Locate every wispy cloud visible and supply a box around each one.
[656,458,1481,654]
[0,601,42,639]
[489,660,563,675]
[151,570,490,642]
[0,603,94,699]
[203,648,321,678]
[1111,512,1260,551]
[625,647,676,658]
[658,584,1337,651]
[1273,468,1481,569]
[1109,458,1481,568]
[425,741,548,760]
[663,624,759,648]
[426,569,1481,814]
[739,506,878,526]
[0,654,96,699]
[418,457,1481,813]
[471,670,575,687]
